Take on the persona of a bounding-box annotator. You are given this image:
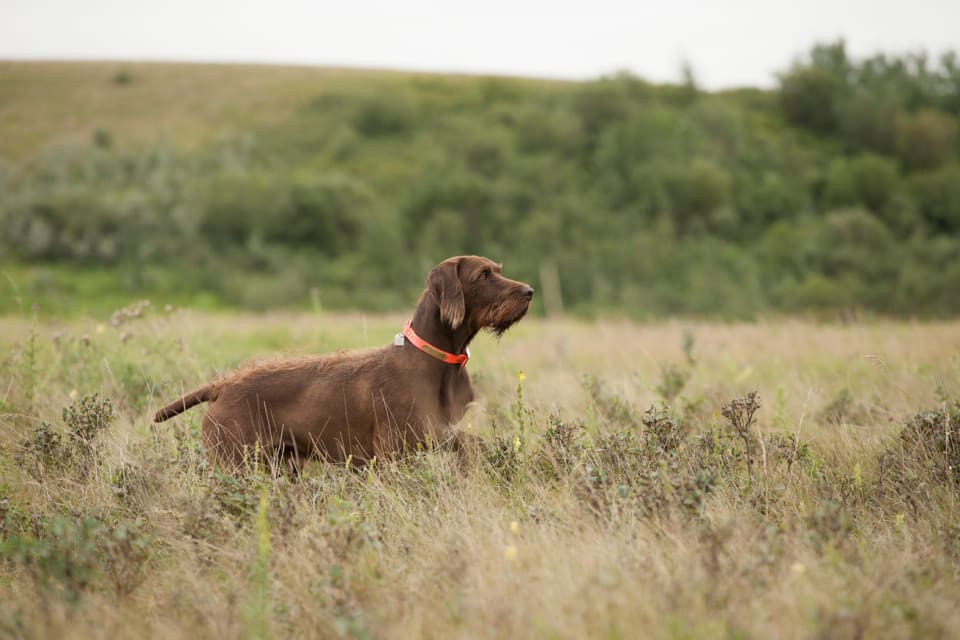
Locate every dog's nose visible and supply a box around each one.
[522,286,535,299]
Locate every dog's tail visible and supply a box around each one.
[153,385,216,422]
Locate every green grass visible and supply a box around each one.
[0,61,570,160]
[0,263,229,316]
[1,309,959,638]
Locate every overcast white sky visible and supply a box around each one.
[2,0,958,89]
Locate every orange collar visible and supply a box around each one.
[400,320,470,367]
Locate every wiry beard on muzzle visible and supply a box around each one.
[483,293,531,338]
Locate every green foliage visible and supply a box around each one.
[16,422,65,479]
[1,514,151,602]
[63,393,114,455]
[836,94,898,154]
[823,153,899,213]
[895,109,958,170]
[111,68,133,86]
[779,67,838,133]
[351,87,420,136]
[247,491,274,639]
[16,394,114,479]
[656,364,691,403]
[880,402,960,490]
[660,159,732,234]
[909,164,960,233]
[2,43,960,318]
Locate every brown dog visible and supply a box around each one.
[153,256,533,469]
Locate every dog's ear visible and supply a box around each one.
[429,259,464,329]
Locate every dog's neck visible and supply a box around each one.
[409,294,477,359]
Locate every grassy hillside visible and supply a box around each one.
[0,62,570,160]
[1,43,959,318]
[0,312,958,637]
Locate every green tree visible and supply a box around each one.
[894,109,958,170]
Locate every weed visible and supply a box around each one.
[210,471,262,522]
[16,394,115,479]
[110,456,166,511]
[111,68,134,85]
[535,415,585,479]
[512,371,533,467]
[18,328,38,415]
[681,328,697,366]
[92,128,112,149]
[2,516,103,602]
[246,491,273,639]
[721,391,761,472]
[63,393,114,460]
[767,431,810,475]
[582,374,638,426]
[482,435,525,484]
[819,388,854,426]
[16,422,67,479]
[1,514,151,601]
[641,404,687,456]
[98,518,152,597]
[656,364,691,403]
[486,371,537,483]
[109,299,151,327]
[877,400,960,508]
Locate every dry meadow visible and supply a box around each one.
[1,307,959,639]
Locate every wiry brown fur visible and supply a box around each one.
[153,256,533,470]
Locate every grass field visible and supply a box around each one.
[0,61,568,160]
[1,307,958,638]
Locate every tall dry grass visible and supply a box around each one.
[1,307,958,639]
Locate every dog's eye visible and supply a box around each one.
[479,269,491,280]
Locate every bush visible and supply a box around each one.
[877,401,960,509]
[817,208,899,281]
[779,67,838,133]
[274,173,373,253]
[0,514,150,601]
[894,109,958,170]
[194,171,290,246]
[352,88,419,137]
[909,165,960,233]
[759,209,901,311]
[836,94,898,153]
[660,159,731,233]
[572,73,651,142]
[822,153,900,214]
[16,394,114,479]
[734,172,807,231]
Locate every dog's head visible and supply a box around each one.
[428,256,534,336]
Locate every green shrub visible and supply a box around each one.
[779,67,838,133]
[0,514,149,602]
[660,159,731,233]
[836,94,898,153]
[734,172,807,230]
[877,401,960,510]
[909,164,960,233]
[823,153,900,214]
[352,88,419,136]
[894,109,958,170]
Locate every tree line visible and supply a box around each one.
[1,41,958,317]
